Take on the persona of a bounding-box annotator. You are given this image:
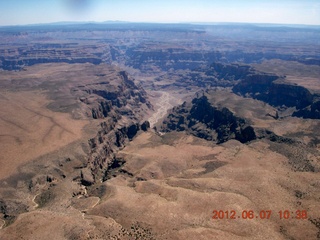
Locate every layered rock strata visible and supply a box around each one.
[161,95,256,144]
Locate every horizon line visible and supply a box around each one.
[0,20,319,28]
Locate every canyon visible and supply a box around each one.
[0,22,319,240]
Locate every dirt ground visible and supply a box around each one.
[0,90,88,180]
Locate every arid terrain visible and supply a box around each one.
[0,23,319,240]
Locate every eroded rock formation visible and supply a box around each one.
[75,71,152,120]
[232,72,320,119]
[161,95,256,143]
[86,119,150,183]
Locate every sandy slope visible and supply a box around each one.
[0,90,88,180]
[2,132,317,239]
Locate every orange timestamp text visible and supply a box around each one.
[212,210,308,220]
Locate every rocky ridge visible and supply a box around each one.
[232,72,319,118]
[160,92,320,174]
[0,65,153,228]
[84,119,150,185]
[73,71,153,183]
[161,95,256,144]
[152,62,253,90]
[153,61,319,119]
[0,43,110,70]
[124,45,220,73]
[75,71,152,120]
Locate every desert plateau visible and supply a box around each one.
[0,22,319,240]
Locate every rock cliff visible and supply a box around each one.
[233,75,313,109]
[76,71,152,120]
[205,62,252,81]
[74,71,152,182]
[85,119,150,183]
[124,46,220,73]
[232,72,319,118]
[161,95,256,144]
[152,62,254,91]
[0,43,110,70]
[293,99,320,119]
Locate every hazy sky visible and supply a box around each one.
[0,0,319,26]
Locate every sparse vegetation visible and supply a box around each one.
[0,22,319,240]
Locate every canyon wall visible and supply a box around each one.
[161,95,256,144]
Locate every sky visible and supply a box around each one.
[0,0,319,26]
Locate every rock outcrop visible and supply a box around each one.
[204,62,252,81]
[232,73,278,96]
[152,62,254,91]
[124,46,221,73]
[232,72,320,119]
[1,57,102,70]
[0,43,110,70]
[233,75,313,109]
[86,119,150,183]
[76,71,152,120]
[293,99,320,119]
[161,95,256,143]
[75,71,153,182]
